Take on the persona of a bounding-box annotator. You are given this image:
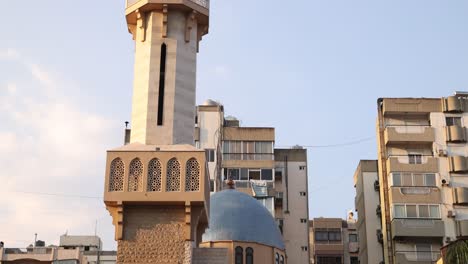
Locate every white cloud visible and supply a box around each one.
[0,51,119,248]
[0,48,20,60]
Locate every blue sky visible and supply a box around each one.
[1,0,468,249]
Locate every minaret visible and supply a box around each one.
[126,0,209,145]
[104,1,210,263]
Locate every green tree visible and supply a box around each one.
[444,239,468,264]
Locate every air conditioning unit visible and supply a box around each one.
[374,180,380,192]
[438,149,448,157]
[376,230,383,244]
[448,210,456,218]
[376,205,382,217]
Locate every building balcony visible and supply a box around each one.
[453,187,468,205]
[449,156,468,173]
[442,96,464,113]
[104,145,210,208]
[126,0,210,9]
[348,242,359,253]
[390,187,441,204]
[456,220,468,237]
[391,219,445,239]
[395,251,441,264]
[314,242,344,254]
[384,126,434,145]
[446,125,467,143]
[386,156,438,173]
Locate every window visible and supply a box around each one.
[416,244,432,261]
[393,204,441,219]
[224,168,240,180]
[157,43,167,126]
[301,246,308,251]
[300,218,307,223]
[350,256,359,264]
[317,256,342,264]
[207,149,215,162]
[223,140,273,160]
[249,169,261,180]
[408,154,423,164]
[328,230,341,241]
[261,169,273,181]
[299,165,306,170]
[392,173,436,187]
[235,246,243,264]
[300,191,307,196]
[446,116,462,126]
[349,234,358,242]
[240,168,249,181]
[275,253,279,264]
[315,230,328,241]
[280,255,284,264]
[246,247,253,264]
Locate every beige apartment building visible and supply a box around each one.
[353,160,384,264]
[309,217,359,264]
[374,92,468,264]
[0,235,116,264]
[195,100,311,263]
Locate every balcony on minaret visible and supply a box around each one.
[104,143,210,208]
[125,0,210,23]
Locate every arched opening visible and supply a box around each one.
[109,158,124,192]
[246,247,253,264]
[166,158,181,191]
[185,158,200,191]
[147,158,162,191]
[275,253,280,264]
[280,255,284,264]
[128,158,143,192]
[235,246,243,264]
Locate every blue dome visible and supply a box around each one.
[202,189,285,249]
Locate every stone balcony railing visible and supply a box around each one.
[126,0,210,9]
[104,146,210,208]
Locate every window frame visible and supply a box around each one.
[392,204,441,219]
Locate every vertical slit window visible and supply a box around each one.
[235,246,243,264]
[157,43,167,126]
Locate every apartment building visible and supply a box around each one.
[309,217,359,264]
[0,235,116,264]
[353,160,384,264]
[376,92,468,264]
[195,100,310,264]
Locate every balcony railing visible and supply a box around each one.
[126,0,210,9]
[223,153,274,161]
[222,180,274,189]
[395,251,441,262]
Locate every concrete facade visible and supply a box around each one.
[353,160,383,264]
[374,93,468,264]
[0,235,116,264]
[309,217,359,264]
[195,103,311,264]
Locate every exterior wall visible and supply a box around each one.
[275,149,310,264]
[200,241,286,264]
[129,9,199,145]
[117,206,189,263]
[375,95,468,264]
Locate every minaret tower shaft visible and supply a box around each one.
[104,1,210,263]
[126,0,209,145]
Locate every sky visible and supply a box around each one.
[1,0,468,250]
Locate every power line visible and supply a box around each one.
[277,136,375,148]
[4,190,102,200]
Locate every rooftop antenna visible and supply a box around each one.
[94,219,98,236]
[34,233,37,247]
[125,121,129,128]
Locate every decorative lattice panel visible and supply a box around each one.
[166,158,181,192]
[185,158,200,192]
[128,158,143,192]
[147,158,162,192]
[109,158,124,192]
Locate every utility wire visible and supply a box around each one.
[277,136,375,148]
[4,190,102,199]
